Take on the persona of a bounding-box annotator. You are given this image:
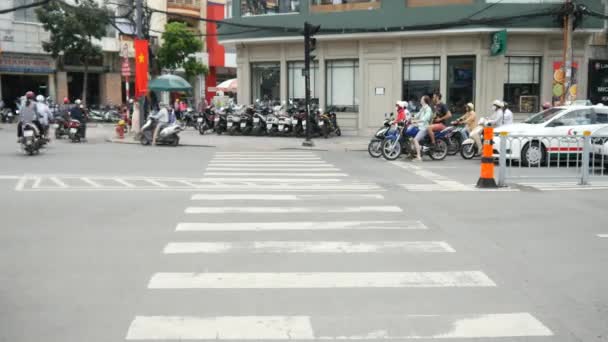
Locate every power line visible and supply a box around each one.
[0,0,50,14]
[149,27,263,38]
[464,0,504,20]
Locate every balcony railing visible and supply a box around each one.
[167,0,201,8]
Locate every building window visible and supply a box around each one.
[14,0,39,23]
[447,55,476,115]
[504,56,541,113]
[312,0,380,13]
[225,0,233,18]
[326,60,359,112]
[402,57,440,112]
[288,61,319,105]
[241,0,300,16]
[251,62,280,103]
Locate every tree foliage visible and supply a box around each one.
[156,22,208,80]
[36,0,109,104]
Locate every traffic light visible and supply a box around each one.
[302,22,320,146]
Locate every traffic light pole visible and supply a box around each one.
[561,0,574,105]
[302,22,314,147]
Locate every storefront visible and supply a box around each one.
[234,32,594,135]
[0,53,55,110]
[588,60,608,105]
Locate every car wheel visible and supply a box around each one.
[522,141,546,167]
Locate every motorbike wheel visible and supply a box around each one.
[242,126,252,136]
[322,125,330,139]
[172,137,179,147]
[429,138,448,160]
[381,139,402,161]
[140,136,151,146]
[447,135,461,156]
[199,124,206,135]
[228,126,238,136]
[368,139,383,158]
[460,143,477,160]
[335,128,342,137]
[55,130,61,139]
[252,126,261,136]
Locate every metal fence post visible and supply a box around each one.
[498,131,508,187]
[580,131,591,185]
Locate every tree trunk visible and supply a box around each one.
[82,60,88,106]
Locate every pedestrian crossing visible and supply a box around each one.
[124,151,553,340]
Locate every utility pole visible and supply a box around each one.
[561,0,574,105]
[136,0,143,38]
[302,22,320,147]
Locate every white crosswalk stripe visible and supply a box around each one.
[163,241,456,254]
[125,313,553,340]
[124,151,553,340]
[598,234,608,238]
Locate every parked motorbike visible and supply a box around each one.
[198,108,216,135]
[368,113,394,158]
[1,108,14,123]
[140,117,183,146]
[239,106,255,135]
[381,121,450,161]
[20,123,43,155]
[319,107,342,138]
[266,106,281,136]
[182,107,198,129]
[251,107,269,136]
[214,107,229,135]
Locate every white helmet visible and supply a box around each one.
[75,99,82,105]
[492,100,504,108]
[396,101,408,109]
[36,95,45,102]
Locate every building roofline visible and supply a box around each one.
[219,27,600,45]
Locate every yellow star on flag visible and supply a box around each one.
[138,53,145,64]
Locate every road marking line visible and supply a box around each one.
[208,163,335,167]
[176,221,426,231]
[191,194,385,201]
[203,172,348,177]
[145,179,168,187]
[209,161,331,164]
[81,177,102,188]
[200,178,343,183]
[148,271,496,288]
[49,176,68,188]
[163,241,455,254]
[212,157,322,160]
[125,313,552,340]
[206,168,342,172]
[114,178,135,188]
[31,176,42,189]
[185,206,403,214]
[598,234,608,238]
[216,152,316,155]
[125,315,314,340]
[192,194,298,200]
[0,175,21,180]
[14,176,26,191]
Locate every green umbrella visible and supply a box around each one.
[148,74,192,92]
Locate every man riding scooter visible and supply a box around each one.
[151,102,170,145]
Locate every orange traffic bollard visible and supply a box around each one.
[476,125,498,188]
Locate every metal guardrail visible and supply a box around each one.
[496,132,608,186]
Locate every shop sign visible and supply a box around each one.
[0,53,55,73]
[490,30,507,56]
[588,60,608,105]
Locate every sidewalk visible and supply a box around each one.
[105,126,371,152]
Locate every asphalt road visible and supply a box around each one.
[0,125,607,341]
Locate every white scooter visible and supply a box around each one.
[460,118,488,160]
[140,117,183,146]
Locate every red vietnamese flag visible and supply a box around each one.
[134,39,149,97]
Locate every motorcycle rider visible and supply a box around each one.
[69,99,87,141]
[151,102,170,145]
[456,103,482,155]
[36,95,52,139]
[17,91,42,141]
[428,92,452,147]
[412,95,433,162]
[394,101,409,123]
[501,101,514,126]
[488,100,506,128]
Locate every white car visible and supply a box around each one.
[493,105,608,166]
